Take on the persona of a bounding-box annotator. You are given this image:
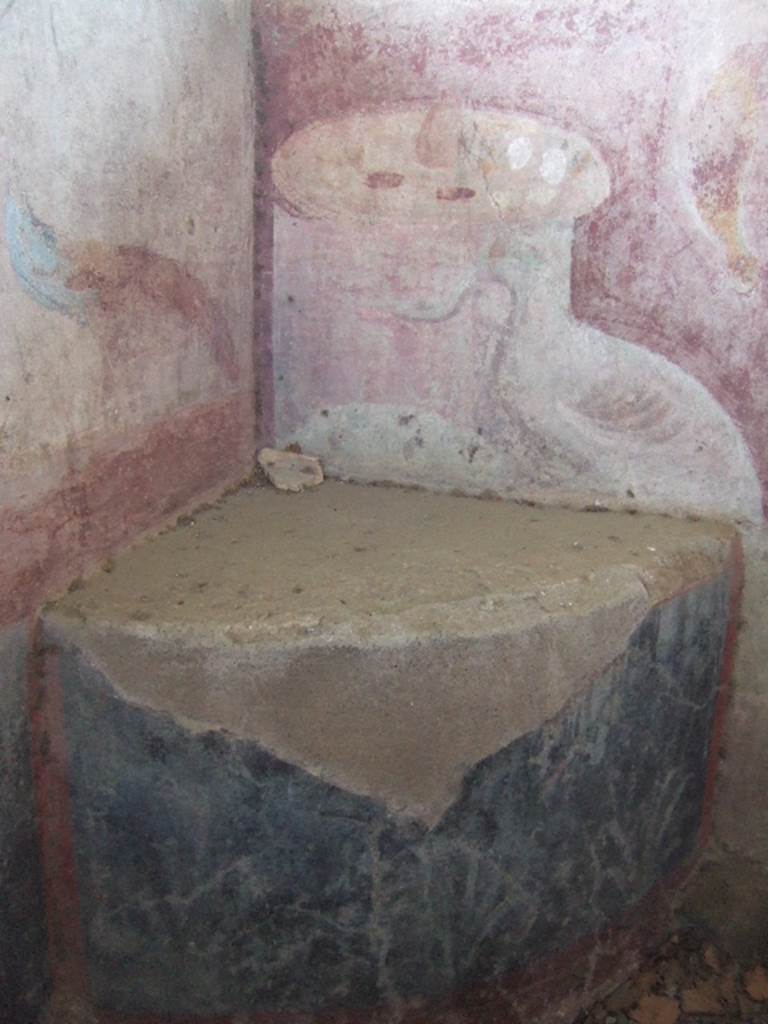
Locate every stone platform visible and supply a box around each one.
[39,481,741,1022]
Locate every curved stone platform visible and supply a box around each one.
[40,482,740,1022]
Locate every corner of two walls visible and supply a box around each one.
[0,1,258,1017]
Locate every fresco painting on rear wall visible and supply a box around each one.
[271,103,762,522]
[684,43,767,292]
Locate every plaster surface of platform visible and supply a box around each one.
[48,481,733,825]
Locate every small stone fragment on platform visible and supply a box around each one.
[257,447,324,492]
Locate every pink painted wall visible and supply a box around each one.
[261,0,767,524]
[0,0,256,629]
[257,0,768,860]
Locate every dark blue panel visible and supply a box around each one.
[56,574,729,1016]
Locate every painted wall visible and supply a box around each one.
[263,0,765,522]
[0,0,255,1014]
[258,0,768,859]
[0,0,256,628]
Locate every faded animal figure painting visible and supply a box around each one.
[3,193,239,452]
[272,104,762,522]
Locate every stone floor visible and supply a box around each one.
[579,851,768,1024]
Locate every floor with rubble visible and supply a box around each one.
[578,852,768,1024]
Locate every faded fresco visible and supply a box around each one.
[265,0,768,523]
[0,0,255,623]
[683,43,768,292]
[4,193,239,397]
